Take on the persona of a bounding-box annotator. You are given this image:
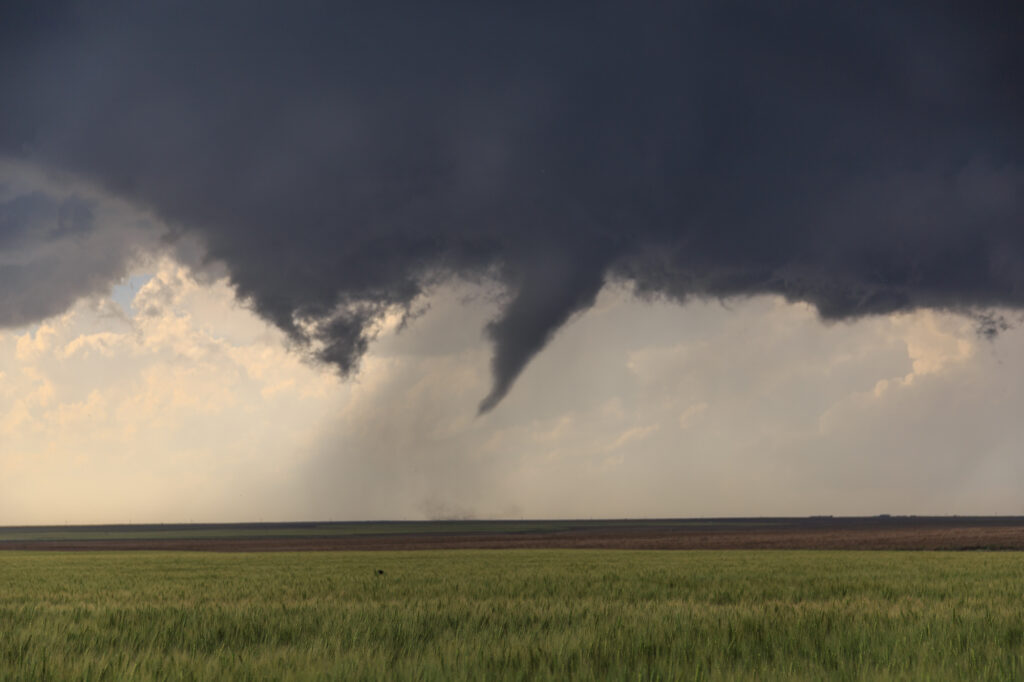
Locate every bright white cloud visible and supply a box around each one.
[1,261,1022,524]
[0,259,346,524]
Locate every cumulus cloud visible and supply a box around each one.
[0,3,1021,411]
[0,260,345,524]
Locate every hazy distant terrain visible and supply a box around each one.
[5,517,1024,551]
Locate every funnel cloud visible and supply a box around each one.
[1,2,1022,410]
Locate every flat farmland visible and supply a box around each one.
[4,516,1024,551]
[3,550,1024,680]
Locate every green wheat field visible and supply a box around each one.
[2,550,1024,680]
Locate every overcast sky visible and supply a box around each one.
[1,3,1023,523]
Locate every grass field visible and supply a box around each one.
[2,550,1023,680]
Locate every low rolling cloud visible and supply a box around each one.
[0,162,163,329]
[1,2,1021,413]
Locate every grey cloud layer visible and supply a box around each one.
[0,166,163,327]
[2,2,1022,410]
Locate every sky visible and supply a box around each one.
[1,3,1023,524]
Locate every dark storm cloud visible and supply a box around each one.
[1,2,1022,410]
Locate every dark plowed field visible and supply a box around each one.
[4,517,1024,551]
